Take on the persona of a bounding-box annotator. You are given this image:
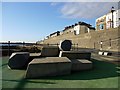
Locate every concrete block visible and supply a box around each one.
[71,59,93,71]
[25,57,72,78]
[59,40,72,51]
[8,52,29,69]
[41,46,59,57]
[103,52,112,56]
[98,51,103,55]
[103,52,108,56]
[59,51,91,60]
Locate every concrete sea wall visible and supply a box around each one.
[42,27,119,52]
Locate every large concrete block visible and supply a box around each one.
[71,59,93,71]
[8,52,29,69]
[59,40,72,51]
[41,46,59,57]
[59,51,91,60]
[25,57,72,78]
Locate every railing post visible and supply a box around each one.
[23,41,25,48]
[94,42,95,49]
[109,38,111,47]
[77,43,78,51]
[57,43,58,47]
[100,41,103,50]
[74,43,75,50]
[8,41,10,56]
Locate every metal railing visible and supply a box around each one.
[0,41,43,56]
[42,43,79,51]
[94,37,120,50]
[1,41,78,56]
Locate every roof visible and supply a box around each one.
[50,31,60,36]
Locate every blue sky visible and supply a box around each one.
[2,2,118,42]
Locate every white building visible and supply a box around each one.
[96,15,106,31]
[74,24,80,35]
[73,22,95,35]
[96,8,120,30]
[106,9,120,29]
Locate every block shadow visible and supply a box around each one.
[39,59,119,80]
[2,78,56,90]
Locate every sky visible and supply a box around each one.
[1,1,118,43]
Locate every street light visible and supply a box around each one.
[111,6,115,28]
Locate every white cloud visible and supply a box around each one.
[60,2,118,19]
[50,2,59,6]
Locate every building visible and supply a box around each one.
[62,21,95,35]
[106,9,120,29]
[46,21,95,39]
[96,7,120,31]
[73,22,95,35]
[62,25,74,34]
[49,31,60,38]
[96,15,106,30]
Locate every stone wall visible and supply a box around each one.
[42,27,119,52]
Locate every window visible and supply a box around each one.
[99,24,104,30]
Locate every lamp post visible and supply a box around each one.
[111,6,115,28]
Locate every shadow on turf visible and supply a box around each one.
[2,57,119,80]
[39,59,119,80]
[2,78,56,90]
[2,59,119,89]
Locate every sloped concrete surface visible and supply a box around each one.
[59,51,91,60]
[71,59,93,71]
[41,46,59,57]
[8,52,29,69]
[25,57,72,78]
[59,40,72,51]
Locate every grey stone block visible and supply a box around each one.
[41,46,59,57]
[8,52,29,69]
[25,57,72,78]
[71,59,93,71]
[59,51,91,60]
[98,51,103,55]
[59,40,72,51]
[103,52,112,56]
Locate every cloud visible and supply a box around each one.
[60,2,118,19]
[50,2,59,6]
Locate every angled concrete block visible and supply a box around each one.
[59,51,91,60]
[8,52,29,69]
[71,59,93,71]
[41,46,59,57]
[25,57,72,78]
[103,52,112,56]
[98,51,103,55]
[59,40,72,51]
[103,52,108,56]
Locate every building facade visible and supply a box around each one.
[96,15,106,31]
[96,9,120,31]
[106,9,120,29]
[74,22,95,35]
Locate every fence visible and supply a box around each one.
[0,41,78,56]
[94,37,120,51]
[0,41,43,56]
[42,43,79,51]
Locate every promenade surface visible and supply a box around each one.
[1,53,120,89]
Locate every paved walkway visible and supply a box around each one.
[91,53,120,65]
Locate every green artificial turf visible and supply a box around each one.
[1,56,119,89]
